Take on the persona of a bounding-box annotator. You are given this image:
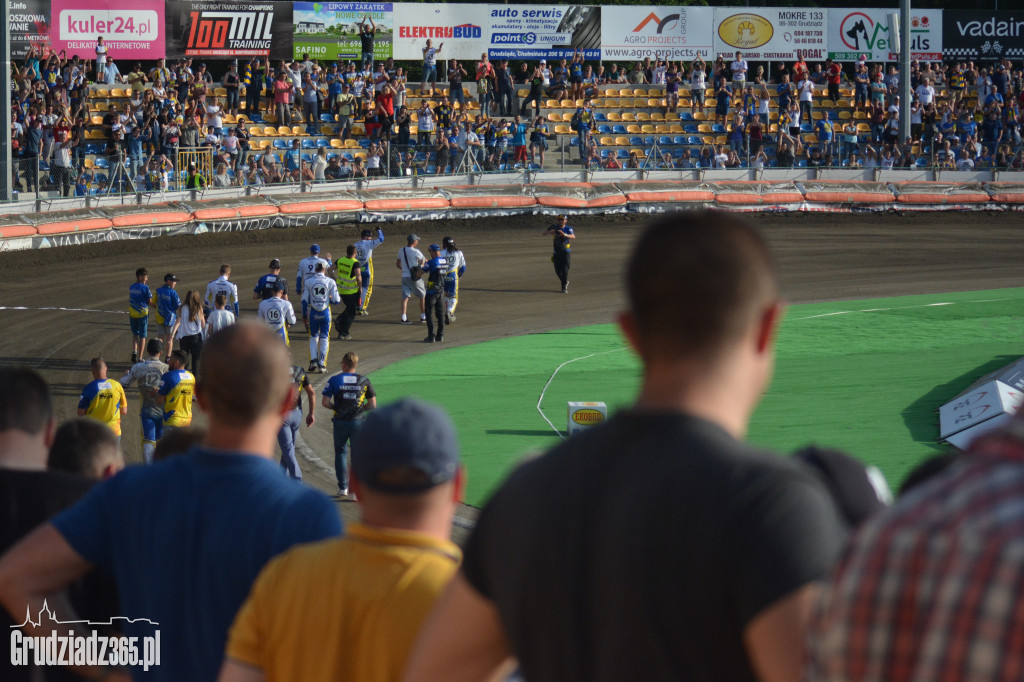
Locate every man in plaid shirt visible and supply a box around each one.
[807,414,1024,682]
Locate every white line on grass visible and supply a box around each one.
[537,347,627,440]
[792,298,1007,321]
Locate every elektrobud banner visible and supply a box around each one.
[292,2,392,61]
[165,0,292,59]
[9,0,51,59]
[943,11,1024,61]
[392,3,599,61]
[600,5,713,61]
[828,9,941,62]
[712,7,825,61]
[51,0,165,60]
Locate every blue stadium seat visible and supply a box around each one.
[687,136,701,145]
[316,138,329,148]
[301,139,317,149]
[250,113,264,123]
[301,152,313,162]
[600,149,611,158]
[320,113,334,122]
[916,157,929,167]
[712,123,726,133]
[612,124,627,134]
[326,152,338,160]
[629,136,643,146]
[796,159,808,167]
[679,112,693,121]
[594,112,607,121]
[800,122,813,132]
[683,123,698,133]
[673,136,687,145]
[273,139,289,150]
[598,124,612,134]
[617,149,630,158]
[94,158,109,169]
[643,136,656,146]
[358,139,370,148]
[660,136,674,146]
[569,138,580,146]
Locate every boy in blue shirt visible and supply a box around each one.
[128,267,154,364]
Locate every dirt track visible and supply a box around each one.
[2,210,1022,530]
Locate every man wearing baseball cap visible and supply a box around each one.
[397,234,426,325]
[155,273,181,362]
[297,244,333,296]
[254,258,288,302]
[421,243,449,343]
[220,398,463,680]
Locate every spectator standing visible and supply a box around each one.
[321,351,377,496]
[206,292,237,337]
[404,211,847,682]
[205,264,239,317]
[128,267,154,364]
[543,215,574,293]
[731,51,748,85]
[825,59,842,105]
[359,16,377,72]
[173,289,206,377]
[398,233,426,325]
[219,398,460,682]
[0,324,343,682]
[422,39,444,95]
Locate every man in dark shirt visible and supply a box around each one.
[405,211,847,682]
[359,15,377,72]
[542,215,575,293]
[321,351,377,497]
[0,369,103,682]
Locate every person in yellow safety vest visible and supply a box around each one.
[333,245,362,341]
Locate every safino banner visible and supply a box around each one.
[828,9,941,62]
[600,5,713,61]
[712,7,825,61]
[943,11,1024,61]
[292,2,393,61]
[166,1,292,59]
[51,0,165,60]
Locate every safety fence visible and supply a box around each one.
[3,178,1024,252]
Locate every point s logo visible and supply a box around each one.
[571,408,605,425]
[718,13,773,50]
[633,12,679,34]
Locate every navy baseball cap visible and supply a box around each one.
[793,446,892,528]
[429,243,440,252]
[310,244,321,253]
[351,398,460,494]
[269,258,281,268]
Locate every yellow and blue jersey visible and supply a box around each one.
[159,369,196,427]
[78,379,128,436]
[155,285,181,326]
[129,282,154,319]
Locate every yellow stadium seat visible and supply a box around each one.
[838,110,852,120]
[554,124,570,134]
[697,123,712,133]
[626,124,641,134]
[606,112,621,122]
[599,136,614,145]
[641,124,655,134]
[636,112,651,122]
[278,126,291,136]
[330,139,344,148]
[214,87,228,98]
[668,123,684,133]
[621,112,636,122]
[604,88,619,97]
[614,136,630,146]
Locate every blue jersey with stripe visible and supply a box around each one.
[129,282,154,319]
[155,285,181,326]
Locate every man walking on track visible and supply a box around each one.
[302,262,341,373]
[128,267,154,364]
[278,364,316,480]
[422,244,448,344]
[258,282,297,345]
[205,264,240,317]
[543,215,574,293]
[354,228,385,315]
[398,234,426,325]
[159,350,196,432]
[154,274,181,361]
[254,258,288,302]
[119,339,168,464]
[404,211,847,682]
[321,351,376,497]
[333,245,362,341]
[78,357,128,438]
[297,244,332,295]
[219,398,462,682]
[441,236,466,324]
[0,323,342,682]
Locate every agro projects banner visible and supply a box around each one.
[943,11,1024,61]
[292,2,392,61]
[828,9,941,62]
[166,0,292,59]
[601,6,713,61]
[52,0,165,59]
[713,7,825,61]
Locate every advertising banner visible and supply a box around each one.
[51,0,164,60]
[944,11,1024,61]
[393,4,599,62]
[713,7,825,61]
[828,9,941,62]
[392,3,489,61]
[10,0,51,59]
[166,1,292,59]
[601,5,713,62]
[292,2,392,61]
[486,5,600,61]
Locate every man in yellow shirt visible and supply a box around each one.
[218,398,464,682]
[77,357,128,437]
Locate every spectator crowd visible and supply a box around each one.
[10,46,1023,196]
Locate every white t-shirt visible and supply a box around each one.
[915,84,935,106]
[956,157,975,171]
[653,65,667,84]
[799,79,814,102]
[175,305,204,339]
[206,104,223,128]
[398,246,424,277]
[423,47,438,67]
[730,60,748,82]
[95,43,107,67]
[205,309,236,337]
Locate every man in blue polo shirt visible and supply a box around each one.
[0,323,342,681]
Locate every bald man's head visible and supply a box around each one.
[198,323,292,427]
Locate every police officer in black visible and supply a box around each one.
[543,215,576,293]
[422,244,448,343]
